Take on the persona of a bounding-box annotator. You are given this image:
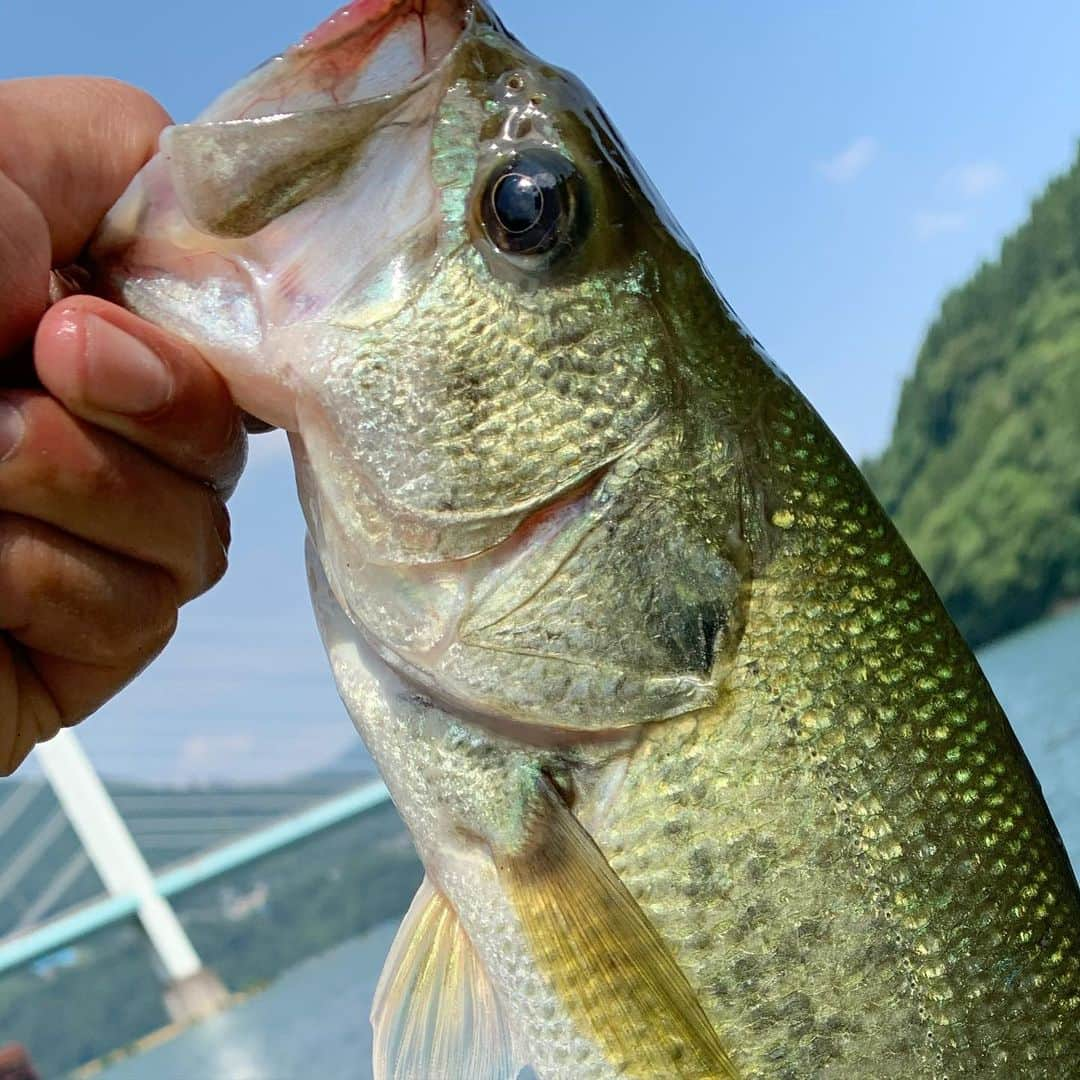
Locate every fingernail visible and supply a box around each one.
[0,399,25,463]
[83,315,174,416]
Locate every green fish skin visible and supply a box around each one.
[90,1,1080,1075]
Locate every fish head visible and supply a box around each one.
[92,1,750,728]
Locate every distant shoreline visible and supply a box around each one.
[978,595,1080,655]
[1048,594,1080,620]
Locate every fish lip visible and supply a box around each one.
[293,0,468,56]
[168,1,479,139]
[293,0,411,55]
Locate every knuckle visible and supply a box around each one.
[170,491,229,603]
[210,496,232,552]
[0,170,49,265]
[0,515,44,598]
[34,425,124,505]
[0,517,79,638]
[213,417,248,490]
[0,513,179,667]
[0,513,21,560]
[201,550,229,597]
[77,449,129,506]
[198,411,246,484]
[88,566,178,667]
[199,500,230,594]
[131,570,180,654]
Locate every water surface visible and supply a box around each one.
[96,922,397,1080]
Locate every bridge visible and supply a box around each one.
[0,729,390,1023]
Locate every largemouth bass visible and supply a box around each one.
[90,2,1080,1075]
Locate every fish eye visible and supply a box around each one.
[480,149,583,260]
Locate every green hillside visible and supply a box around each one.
[865,143,1080,647]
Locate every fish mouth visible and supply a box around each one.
[199,0,475,122]
[88,0,478,430]
[293,0,469,83]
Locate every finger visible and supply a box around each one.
[0,514,178,774]
[35,297,247,496]
[2,644,156,776]
[0,514,178,665]
[0,642,52,777]
[0,391,229,603]
[0,78,170,267]
[0,171,50,356]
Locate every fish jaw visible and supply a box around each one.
[88,0,473,431]
[202,0,471,122]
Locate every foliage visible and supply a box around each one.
[865,144,1080,646]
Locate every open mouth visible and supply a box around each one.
[87,0,476,433]
[201,0,473,123]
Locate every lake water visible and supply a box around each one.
[96,606,1080,1080]
[94,922,398,1080]
[978,604,1080,871]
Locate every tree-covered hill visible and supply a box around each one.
[865,143,1080,647]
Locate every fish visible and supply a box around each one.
[88,1,1080,1076]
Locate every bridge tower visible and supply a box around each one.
[36,730,228,1024]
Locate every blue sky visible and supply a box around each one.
[4,1,1080,783]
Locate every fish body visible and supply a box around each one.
[91,3,1080,1076]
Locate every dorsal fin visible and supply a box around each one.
[497,779,740,1079]
[372,876,521,1080]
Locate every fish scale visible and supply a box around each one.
[91,0,1080,1074]
[594,376,1080,1075]
[324,257,661,522]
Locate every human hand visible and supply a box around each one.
[1,78,246,774]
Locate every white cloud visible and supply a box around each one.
[817,136,878,183]
[944,161,1005,198]
[913,210,968,240]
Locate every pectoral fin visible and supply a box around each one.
[498,780,739,1079]
[372,876,520,1080]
